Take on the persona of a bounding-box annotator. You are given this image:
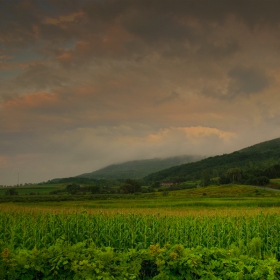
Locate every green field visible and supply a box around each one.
[1,207,280,254]
[0,183,64,195]
[1,184,280,279]
[1,184,280,207]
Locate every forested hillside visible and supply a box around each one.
[77,155,203,180]
[143,138,280,184]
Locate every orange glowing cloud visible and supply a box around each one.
[56,50,74,64]
[146,126,236,143]
[179,126,236,140]
[3,91,58,109]
[122,126,236,145]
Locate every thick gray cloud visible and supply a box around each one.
[155,92,181,105]
[83,0,280,27]
[1,0,280,185]
[121,12,192,43]
[228,66,270,97]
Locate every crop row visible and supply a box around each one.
[0,212,280,258]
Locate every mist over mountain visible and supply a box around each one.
[77,155,204,180]
[143,138,280,183]
[48,137,280,186]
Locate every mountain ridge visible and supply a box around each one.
[77,155,204,180]
[143,137,280,183]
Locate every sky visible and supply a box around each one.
[1,0,280,185]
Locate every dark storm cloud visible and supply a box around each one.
[227,66,271,97]
[2,0,278,64]
[0,0,84,49]
[84,0,280,32]
[83,0,128,23]
[83,0,280,23]
[165,0,280,27]
[197,40,240,60]
[121,12,193,43]
[0,0,40,48]
[2,0,280,50]
[46,0,87,14]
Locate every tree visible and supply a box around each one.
[119,179,141,194]
[5,188,18,195]
[245,176,269,186]
[66,183,81,195]
[88,185,102,194]
[201,170,211,187]
[219,174,230,184]
[151,181,161,189]
[226,168,242,184]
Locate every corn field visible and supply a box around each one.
[0,210,280,259]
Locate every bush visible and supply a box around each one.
[1,242,280,279]
[246,176,270,186]
[5,188,18,196]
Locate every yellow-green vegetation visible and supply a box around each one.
[1,184,280,279]
[1,183,279,202]
[171,184,276,197]
[2,242,280,279]
[1,208,280,256]
[2,203,280,217]
[1,208,280,279]
[1,242,280,279]
[271,179,280,183]
[269,178,280,189]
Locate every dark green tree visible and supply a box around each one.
[5,188,18,195]
[88,185,102,194]
[226,168,242,184]
[201,170,211,187]
[119,179,141,194]
[151,181,161,189]
[66,183,81,195]
[219,174,231,184]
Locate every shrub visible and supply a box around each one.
[1,243,280,279]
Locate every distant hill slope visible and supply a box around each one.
[77,155,204,180]
[143,138,280,183]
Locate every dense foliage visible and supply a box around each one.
[1,242,280,279]
[1,200,280,279]
[0,193,158,203]
[48,177,121,186]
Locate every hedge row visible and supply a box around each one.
[0,193,157,203]
[1,241,280,279]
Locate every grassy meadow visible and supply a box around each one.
[0,183,64,195]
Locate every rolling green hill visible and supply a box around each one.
[143,138,280,183]
[77,155,204,180]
